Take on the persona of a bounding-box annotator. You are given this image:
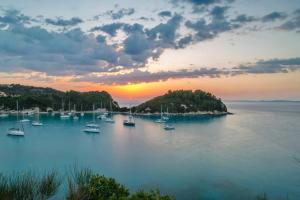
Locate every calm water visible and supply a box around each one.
[0,102,300,200]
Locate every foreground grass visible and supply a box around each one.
[0,169,284,200]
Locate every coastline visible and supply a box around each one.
[3,111,233,116]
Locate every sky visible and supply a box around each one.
[0,0,299,105]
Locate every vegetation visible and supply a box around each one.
[133,90,227,113]
[0,85,227,114]
[0,84,119,112]
[0,168,284,200]
[0,171,61,200]
[0,168,173,200]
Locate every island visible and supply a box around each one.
[132,90,228,115]
[0,84,228,115]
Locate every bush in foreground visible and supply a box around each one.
[0,169,284,200]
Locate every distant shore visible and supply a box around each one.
[3,111,233,116]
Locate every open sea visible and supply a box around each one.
[0,101,300,200]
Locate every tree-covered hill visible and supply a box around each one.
[0,84,119,111]
[132,90,227,113]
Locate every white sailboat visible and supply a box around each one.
[67,100,72,116]
[20,108,30,123]
[97,101,107,120]
[80,104,84,117]
[164,124,175,130]
[60,99,70,119]
[155,105,166,123]
[162,107,170,121]
[105,101,115,123]
[0,112,8,118]
[7,100,25,136]
[123,107,135,126]
[73,104,79,120]
[32,108,43,126]
[84,104,100,133]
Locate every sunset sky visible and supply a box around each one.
[0,0,300,105]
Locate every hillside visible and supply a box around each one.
[132,90,227,113]
[0,84,119,111]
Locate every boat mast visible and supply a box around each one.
[93,104,95,122]
[62,98,64,112]
[68,100,71,112]
[16,100,19,121]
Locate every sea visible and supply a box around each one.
[0,101,299,200]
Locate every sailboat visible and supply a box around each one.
[80,104,84,117]
[67,100,72,116]
[0,110,8,118]
[84,104,100,133]
[155,105,166,123]
[162,107,170,121]
[97,101,107,120]
[105,101,115,123]
[60,99,70,119]
[73,104,79,120]
[123,107,135,126]
[7,100,25,136]
[164,124,175,131]
[20,107,30,123]
[32,108,43,126]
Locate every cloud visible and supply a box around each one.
[90,14,183,66]
[277,9,300,31]
[171,0,220,6]
[0,9,31,25]
[158,11,172,17]
[262,12,287,22]
[233,57,300,74]
[103,8,135,20]
[45,17,83,27]
[0,5,298,84]
[91,22,124,36]
[170,0,235,13]
[0,11,153,76]
[232,14,257,23]
[146,14,183,46]
[73,57,300,85]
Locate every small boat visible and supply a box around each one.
[84,104,100,133]
[60,99,70,119]
[155,105,166,123]
[123,108,135,126]
[86,123,99,128]
[73,115,79,120]
[32,108,43,126]
[80,105,84,117]
[7,128,25,136]
[20,119,30,123]
[97,114,107,120]
[60,113,70,119]
[83,127,100,133]
[73,104,79,120]
[0,113,9,118]
[162,116,169,121]
[105,101,115,123]
[32,121,43,126]
[20,109,30,123]
[164,124,175,131]
[7,100,25,136]
[155,118,166,123]
[162,107,170,121]
[105,118,115,123]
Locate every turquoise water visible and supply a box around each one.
[0,102,300,200]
